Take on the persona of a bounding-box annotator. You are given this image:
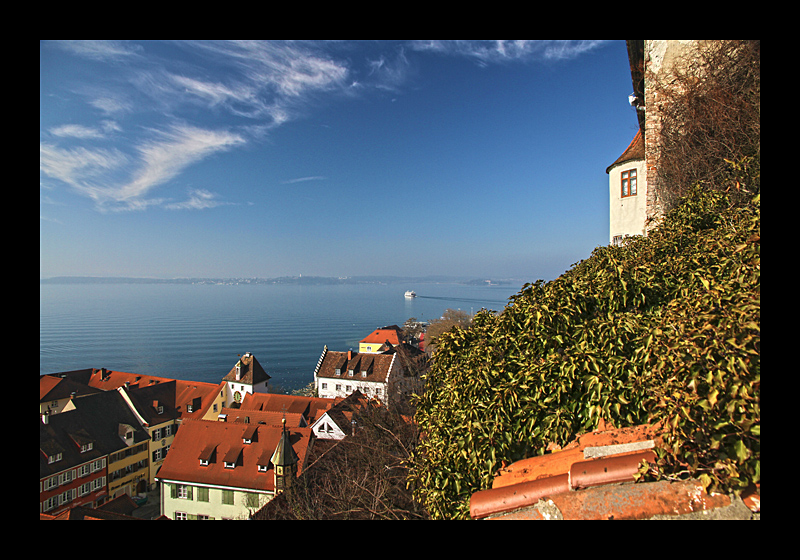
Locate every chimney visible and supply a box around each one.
[348,350,352,361]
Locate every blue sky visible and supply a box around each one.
[40,40,640,281]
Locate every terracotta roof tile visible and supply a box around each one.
[469,422,759,520]
[360,327,402,346]
[156,418,312,493]
[606,129,644,173]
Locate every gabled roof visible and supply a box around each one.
[156,418,312,493]
[40,412,103,479]
[311,390,377,437]
[360,327,402,346]
[222,353,271,385]
[40,374,102,402]
[218,406,306,428]
[238,392,335,424]
[315,351,396,383]
[606,129,644,173]
[70,367,172,390]
[175,380,225,419]
[469,421,760,520]
[40,390,148,478]
[123,380,179,425]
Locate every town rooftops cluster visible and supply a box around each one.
[40,347,400,519]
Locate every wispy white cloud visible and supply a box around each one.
[40,125,244,211]
[49,121,120,139]
[410,40,608,65]
[51,40,143,61]
[118,125,244,203]
[366,48,412,92]
[42,40,607,214]
[164,189,233,210]
[282,176,326,185]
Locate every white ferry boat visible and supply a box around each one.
[404,290,417,298]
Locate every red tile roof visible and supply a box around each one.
[606,129,644,173]
[360,327,402,346]
[469,421,760,520]
[218,407,306,428]
[238,392,335,424]
[86,368,173,390]
[175,380,225,419]
[156,418,312,493]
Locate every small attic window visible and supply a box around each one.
[348,370,354,377]
[258,464,268,472]
[361,371,367,378]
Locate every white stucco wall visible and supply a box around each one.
[161,480,274,520]
[609,158,647,243]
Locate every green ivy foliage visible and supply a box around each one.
[408,187,760,519]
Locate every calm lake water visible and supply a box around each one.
[40,282,523,392]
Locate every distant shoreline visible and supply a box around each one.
[40,275,519,287]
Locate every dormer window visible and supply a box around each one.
[361,371,367,378]
[335,368,341,376]
[224,448,241,469]
[258,464,268,472]
[348,370,354,377]
[243,425,257,444]
[199,444,216,466]
[80,442,93,453]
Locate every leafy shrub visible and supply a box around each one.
[408,187,760,519]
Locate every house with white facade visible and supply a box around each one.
[221,352,270,408]
[606,129,647,245]
[313,344,425,409]
[314,348,394,402]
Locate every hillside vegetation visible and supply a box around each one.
[408,186,760,519]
